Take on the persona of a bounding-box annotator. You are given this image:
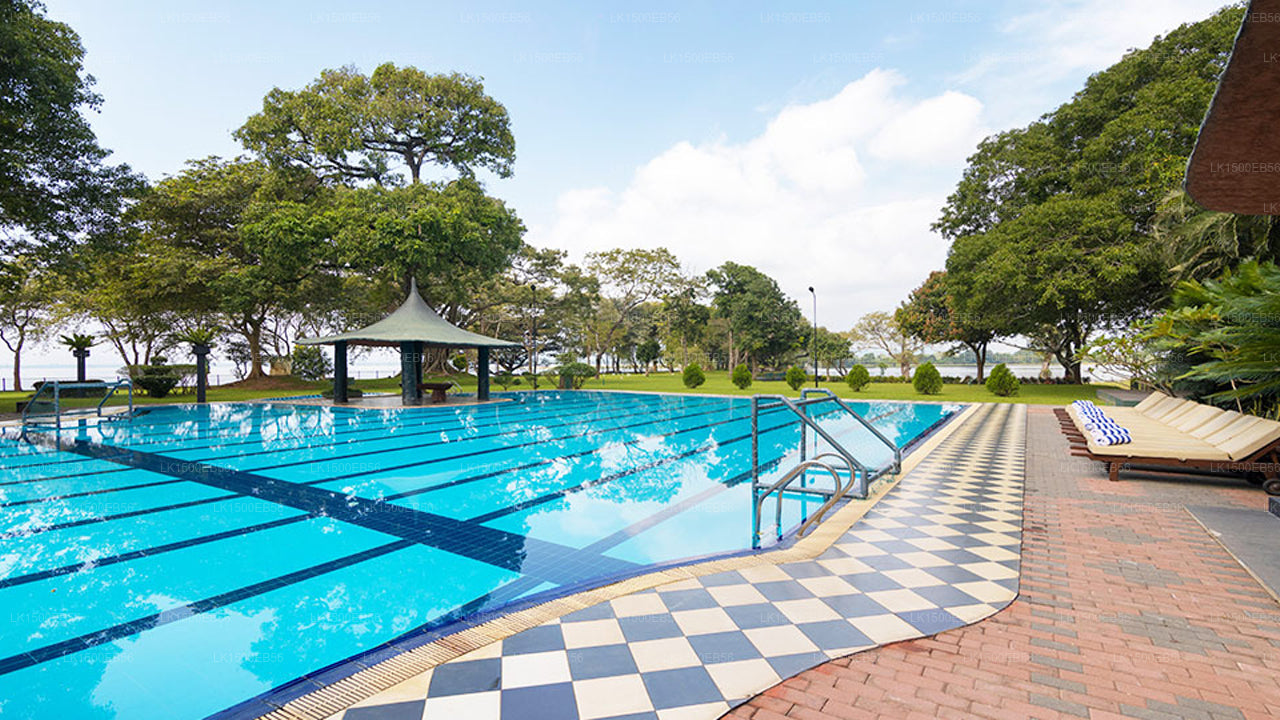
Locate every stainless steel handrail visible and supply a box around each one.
[800,388,901,473]
[21,380,134,431]
[751,394,869,490]
[752,459,846,548]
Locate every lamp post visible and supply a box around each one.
[528,284,538,388]
[808,287,818,388]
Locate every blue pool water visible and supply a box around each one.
[0,390,957,719]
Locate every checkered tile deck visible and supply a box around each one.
[328,403,1026,720]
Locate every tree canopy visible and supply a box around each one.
[0,0,140,251]
[236,64,515,185]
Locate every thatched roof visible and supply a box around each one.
[1185,0,1280,214]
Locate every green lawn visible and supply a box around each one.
[1,370,1108,415]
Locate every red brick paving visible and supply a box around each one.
[727,406,1280,720]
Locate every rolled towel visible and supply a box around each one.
[1084,419,1123,432]
[1090,427,1131,445]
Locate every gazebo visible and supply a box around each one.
[297,280,518,405]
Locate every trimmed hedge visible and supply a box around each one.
[986,363,1020,396]
[683,363,706,388]
[912,362,943,395]
[731,364,752,389]
[845,364,871,391]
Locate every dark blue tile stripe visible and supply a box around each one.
[0,465,132,488]
[96,392,604,448]
[0,515,313,589]
[466,416,802,524]
[0,477,185,507]
[45,437,641,585]
[249,398,737,474]
[0,539,418,677]
[100,392,677,451]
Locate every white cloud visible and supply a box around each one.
[529,70,989,331]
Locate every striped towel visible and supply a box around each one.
[1084,418,1123,432]
[1090,427,1131,445]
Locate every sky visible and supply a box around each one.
[15,0,1236,382]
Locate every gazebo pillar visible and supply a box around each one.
[400,341,421,405]
[478,347,491,401]
[333,341,348,404]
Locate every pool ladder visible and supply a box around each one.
[750,389,900,548]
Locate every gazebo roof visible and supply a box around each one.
[1185,0,1280,214]
[297,279,519,349]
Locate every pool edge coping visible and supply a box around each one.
[248,402,986,720]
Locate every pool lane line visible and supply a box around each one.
[348,401,842,502]
[464,415,807,525]
[0,395,698,498]
[0,396,723,495]
[0,477,188,507]
[0,465,132,488]
[86,391,609,447]
[164,395,729,468]
[34,437,642,585]
[252,398,749,477]
[0,514,313,589]
[0,402,763,541]
[89,391,668,449]
[0,410,802,595]
[0,538,419,677]
[0,402,817,542]
[0,493,242,540]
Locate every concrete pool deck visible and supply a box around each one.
[261,403,1027,720]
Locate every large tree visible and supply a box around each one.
[0,256,53,390]
[125,158,336,378]
[954,194,1160,382]
[237,64,514,185]
[579,248,683,373]
[0,0,140,251]
[933,6,1243,382]
[848,311,922,379]
[896,270,998,381]
[706,262,805,371]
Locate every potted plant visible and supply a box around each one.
[59,333,95,383]
[176,328,217,403]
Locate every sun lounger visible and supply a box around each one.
[1055,394,1280,495]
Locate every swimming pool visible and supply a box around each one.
[0,390,957,719]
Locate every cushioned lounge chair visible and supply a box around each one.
[1055,393,1280,495]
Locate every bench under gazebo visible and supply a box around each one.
[297,280,517,405]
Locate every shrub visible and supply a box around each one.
[986,363,1020,396]
[731,364,752,389]
[784,365,807,391]
[291,345,332,381]
[845,364,871,391]
[450,353,468,372]
[558,362,597,390]
[133,359,180,398]
[913,362,943,395]
[493,373,517,390]
[683,363,706,389]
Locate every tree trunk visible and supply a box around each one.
[968,342,987,382]
[11,340,22,392]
